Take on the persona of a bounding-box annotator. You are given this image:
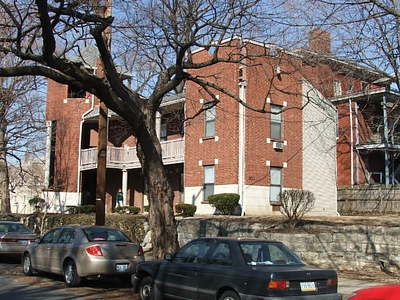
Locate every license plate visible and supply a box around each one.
[18,240,28,245]
[300,281,316,292]
[115,264,128,272]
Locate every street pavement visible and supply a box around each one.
[0,256,394,299]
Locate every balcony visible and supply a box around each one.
[80,138,184,171]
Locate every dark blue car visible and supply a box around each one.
[132,237,342,300]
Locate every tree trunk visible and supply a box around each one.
[0,127,11,213]
[136,120,179,259]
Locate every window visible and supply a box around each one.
[209,242,232,265]
[270,167,282,203]
[67,84,86,98]
[204,102,216,137]
[333,80,342,96]
[203,165,215,201]
[40,228,63,244]
[270,105,282,140]
[160,123,167,141]
[58,229,75,244]
[174,240,211,263]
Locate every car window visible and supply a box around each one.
[40,228,63,244]
[174,240,211,263]
[209,242,232,265]
[0,223,31,233]
[83,227,131,242]
[57,229,75,244]
[239,242,304,266]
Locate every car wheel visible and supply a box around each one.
[139,276,154,300]
[22,253,34,276]
[63,260,81,287]
[219,290,240,300]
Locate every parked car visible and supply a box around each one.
[0,221,37,256]
[347,284,400,300]
[22,225,144,287]
[132,237,342,300]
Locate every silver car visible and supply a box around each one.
[0,221,37,255]
[22,225,145,287]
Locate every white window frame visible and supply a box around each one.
[204,103,216,137]
[270,105,282,140]
[203,165,215,201]
[270,167,282,203]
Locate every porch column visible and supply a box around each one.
[156,111,161,139]
[122,168,128,206]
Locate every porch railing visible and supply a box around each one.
[80,138,184,170]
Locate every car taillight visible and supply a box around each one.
[86,245,104,256]
[0,238,17,242]
[327,277,338,286]
[137,245,144,256]
[268,280,290,289]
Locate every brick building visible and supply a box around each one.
[42,31,392,215]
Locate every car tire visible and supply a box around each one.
[63,260,81,287]
[139,276,154,300]
[22,253,34,276]
[219,290,240,300]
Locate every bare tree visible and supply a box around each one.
[0,61,45,213]
[0,0,319,257]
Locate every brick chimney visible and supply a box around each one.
[309,29,331,54]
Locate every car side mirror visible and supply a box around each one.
[164,253,173,261]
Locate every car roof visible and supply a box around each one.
[0,221,23,224]
[193,237,283,243]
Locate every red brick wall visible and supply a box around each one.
[47,80,92,192]
[185,41,304,189]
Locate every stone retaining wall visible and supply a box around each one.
[338,186,400,213]
[177,218,400,275]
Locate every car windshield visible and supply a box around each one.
[239,241,304,266]
[0,223,31,233]
[83,227,131,242]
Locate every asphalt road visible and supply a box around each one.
[0,256,391,299]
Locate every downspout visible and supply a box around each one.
[354,101,359,184]
[382,93,390,186]
[349,99,354,186]
[238,81,246,216]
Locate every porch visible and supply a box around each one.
[80,138,184,170]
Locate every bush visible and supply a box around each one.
[66,205,96,214]
[207,193,240,215]
[28,196,45,208]
[279,189,315,228]
[175,203,197,217]
[114,206,141,215]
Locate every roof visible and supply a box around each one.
[191,36,392,85]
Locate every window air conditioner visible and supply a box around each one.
[272,141,284,150]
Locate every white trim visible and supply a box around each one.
[198,160,203,166]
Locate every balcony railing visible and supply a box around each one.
[80,138,184,170]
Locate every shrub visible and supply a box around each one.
[279,189,315,228]
[66,205,96,214]
[28,196,45,207]
[143,206,150,213]
[114,206,141,215]
[175,203,197,217]
[207,193,240,215]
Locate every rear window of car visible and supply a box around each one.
[0,223,31,233]
[83,227,131,242]
[239,241,304,266]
